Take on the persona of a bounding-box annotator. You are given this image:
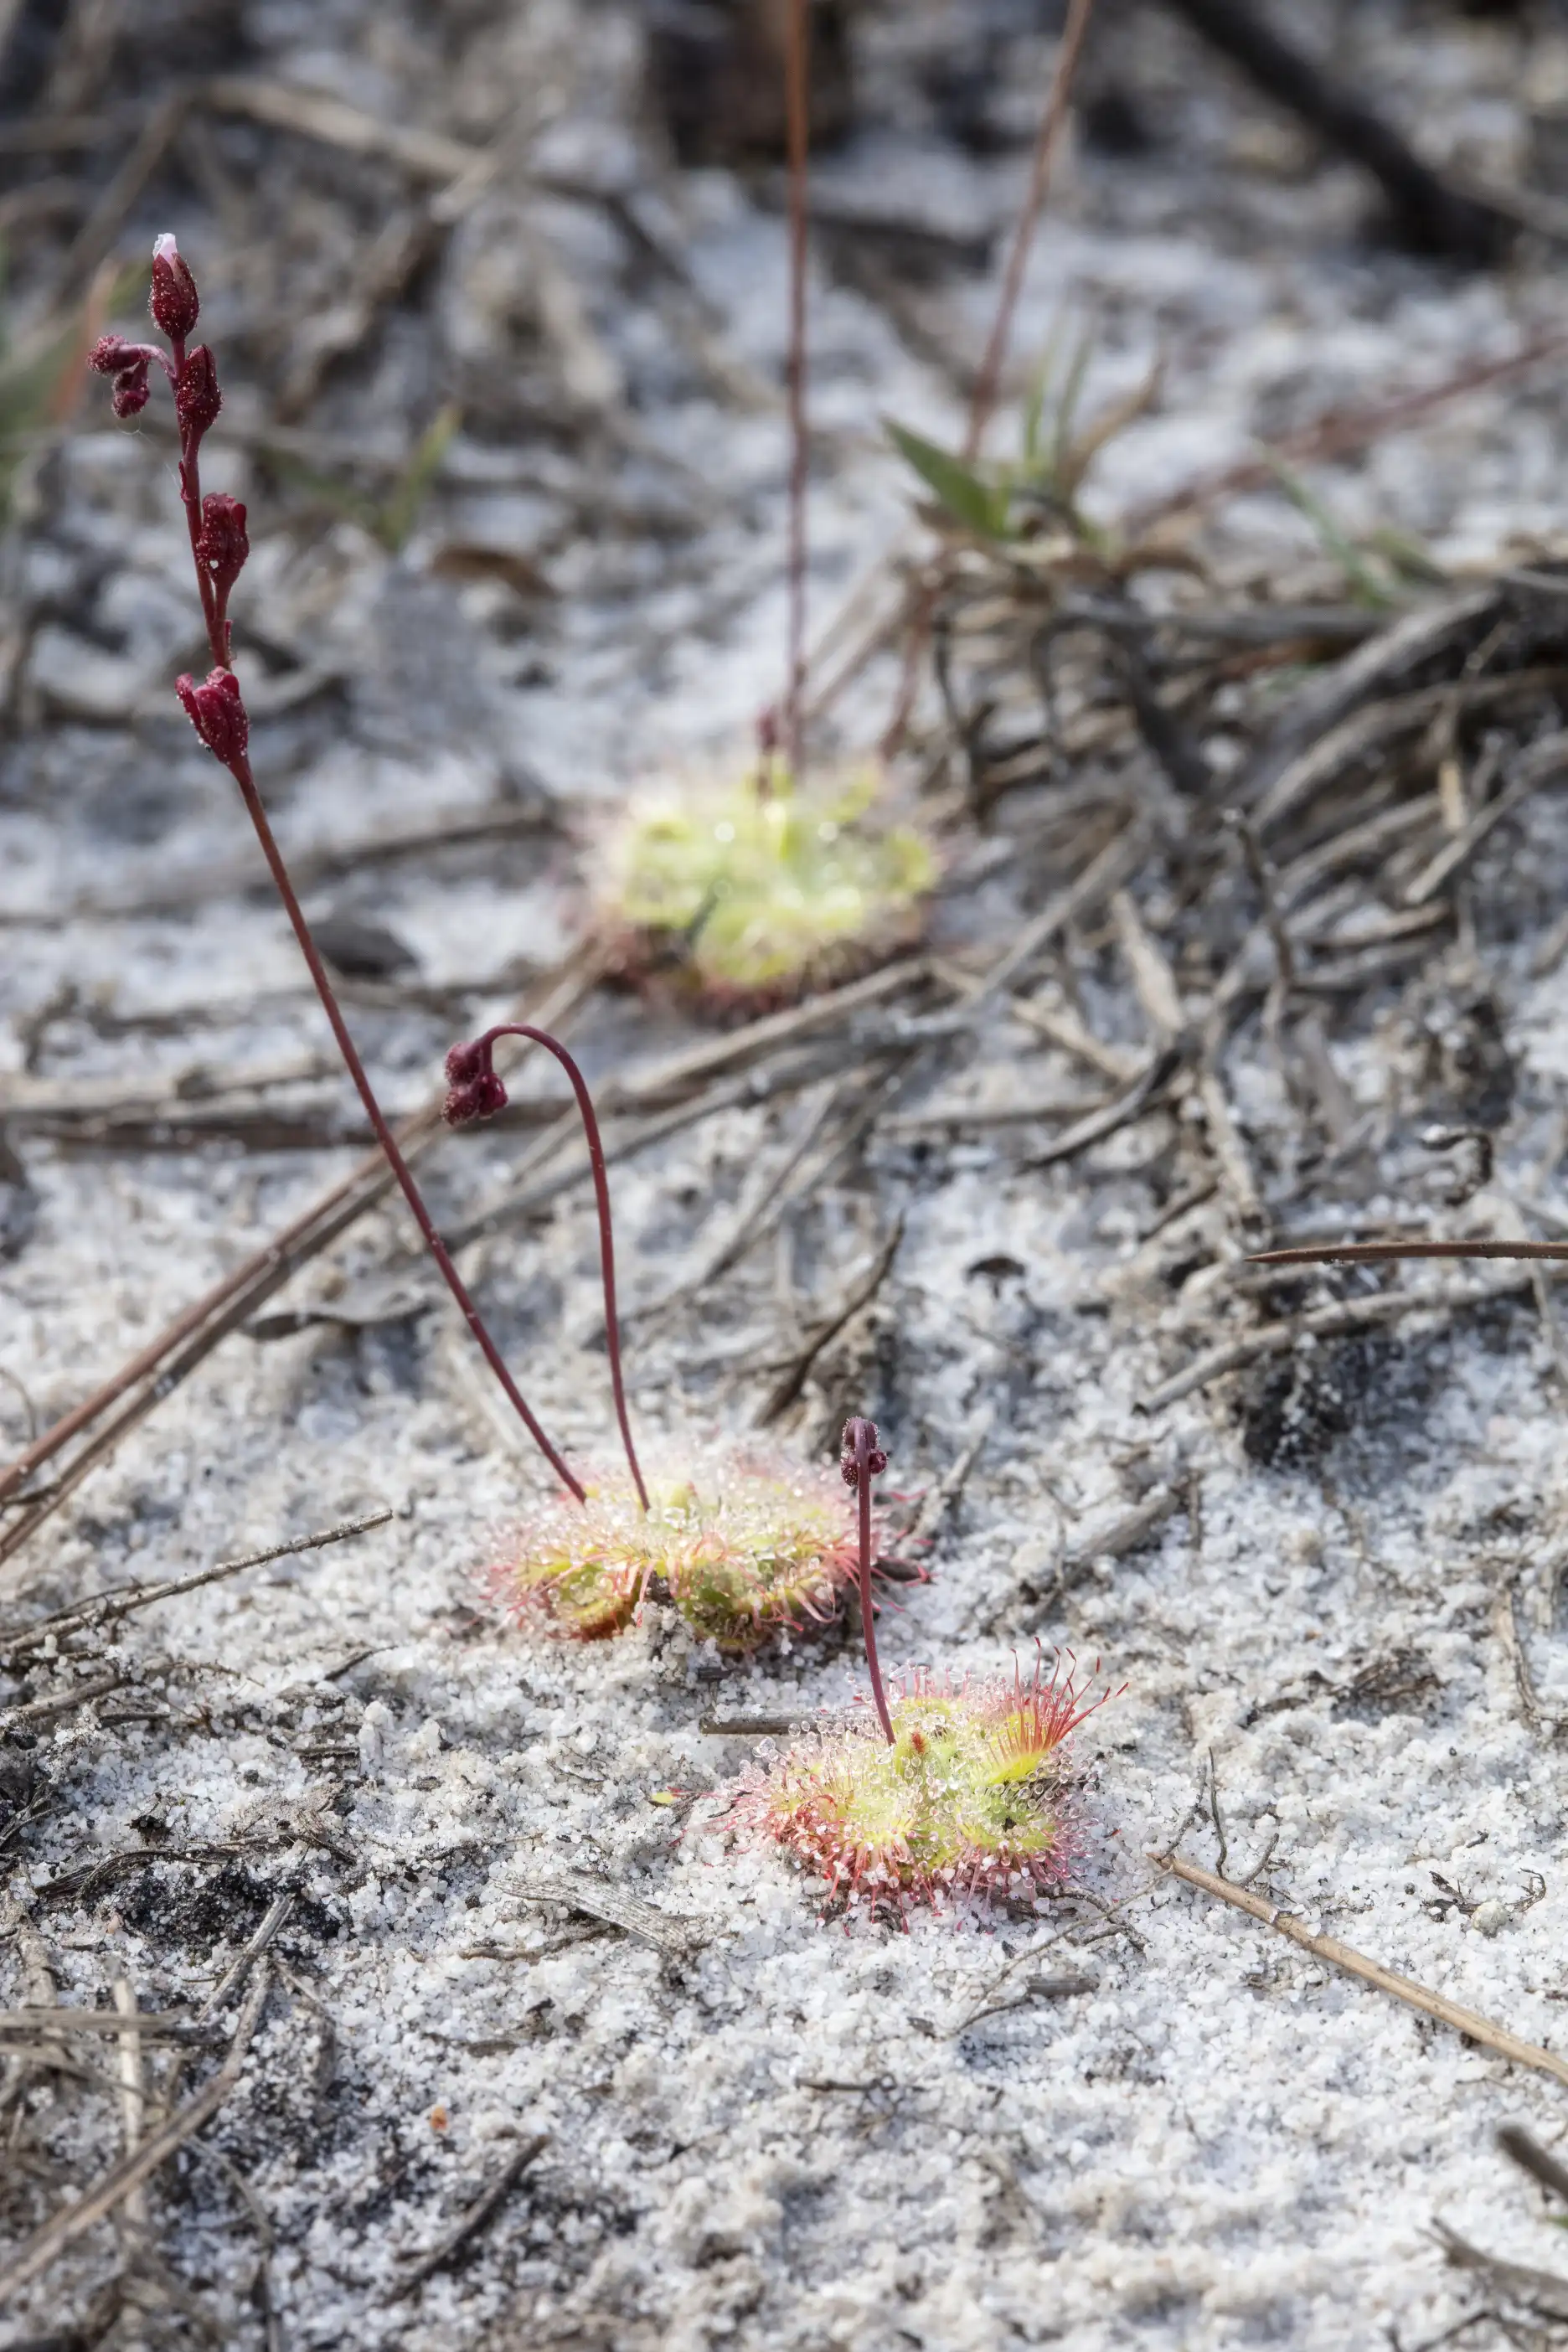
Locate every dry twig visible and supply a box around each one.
[0,1966,272,2299]
[1153,1854,1568,2092]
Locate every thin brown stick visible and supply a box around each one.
[1,1672,123,1731]
[754,1216,904,1425]
[1153,1853,1568,2092]
[1139,1278,1528,1414]
[1123,328,1568,538]
[392,2135,549,2298]
[0,1152,404,1513]
[162,1894,297,2122]
[1254,1240,1568,1266]
[0,2009,221,2044]
[0,1509,394,1660]
[0,1966,271,2300]
[1498,2125,1568,2207]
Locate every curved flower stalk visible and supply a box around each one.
[737,1649,1118,1917]
[593,759,938,1004]
[89,236,635,1509]
[487,1443,882,1653]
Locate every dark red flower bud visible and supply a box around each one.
[89,334,140,376]
[840,1417,888,1488]
[88,337,153,418]
[443,1070,508,1127]
[444,1038,508,1124]
[173,346,221,439]
[176,667,248,766]
[445,1039,489,1089]
[195,493,249,591]
[111,364,151,419]
[150,233,199,341]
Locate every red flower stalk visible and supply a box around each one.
[90,235,590,1508]
[840,1416,893,1743]
[442,1026,647,1514]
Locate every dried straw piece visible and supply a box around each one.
[0,1965,271,2298]
[1154,1854,1568,2092]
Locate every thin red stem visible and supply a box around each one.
[854,1421,894,1745]
[472,1026,648,1513]
[224,762,585,1501]
[783,0,811,774]
[170,361,585,1504]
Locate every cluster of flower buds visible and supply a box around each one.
[90,235,255,762]
[840,1417,889,1488]
[88,235,222,435]
[443,1038,509,1127]
[88,335,156,419]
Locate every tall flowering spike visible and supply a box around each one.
[442,1038,508,1128]
[80,235,590,1509]
[150,232,200,341]
[176,667,248,766]
[195,493,249,595]
[174,346,221,439]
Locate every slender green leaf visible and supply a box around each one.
[1261,451,1397,610]
[884,417,1009,539]
[1049,327,1095,485]
[378,400,462,553]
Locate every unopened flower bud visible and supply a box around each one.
[443,1070,508,1127]
[195,493,249,593]
[88,333,139,377]
[150,232,199,341]
[443,1039,508,1125]
[173,345,221,439]
[111,364,151,419]
[840,1418,888,1488]
[176,666,248,766]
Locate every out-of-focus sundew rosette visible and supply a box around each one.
[593,761,939,1003]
